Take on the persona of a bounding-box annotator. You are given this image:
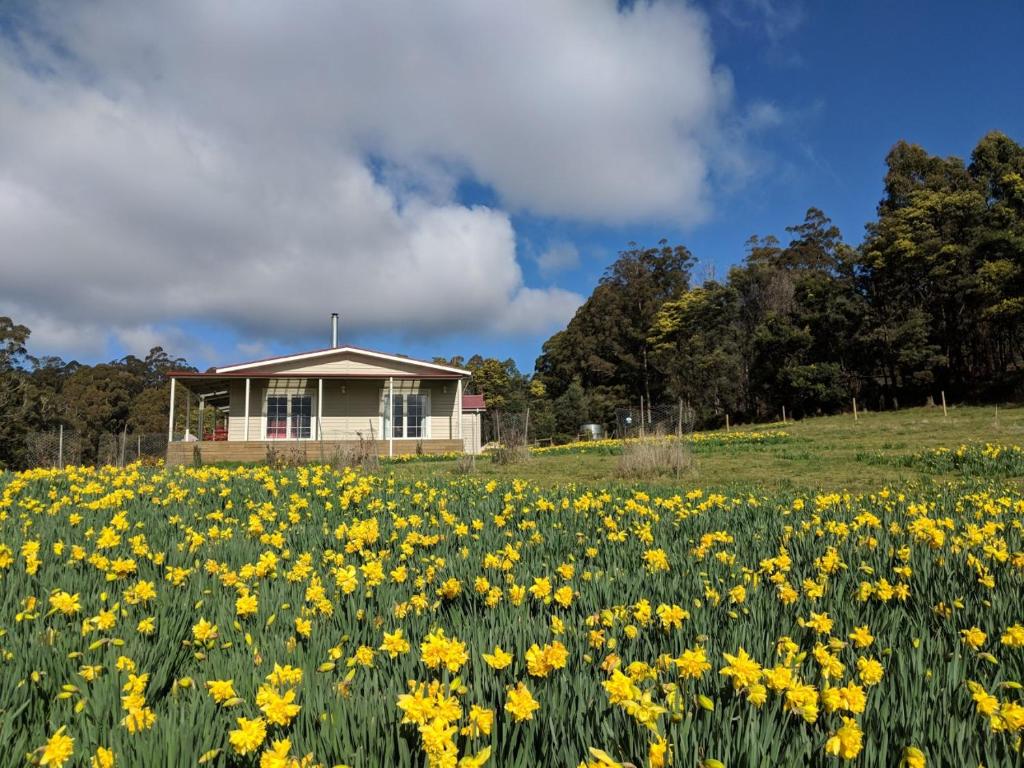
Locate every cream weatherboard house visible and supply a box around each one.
[165,322,483,467]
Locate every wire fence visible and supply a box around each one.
[616,402,697,440]
[481,410,531,448]
[20,430,168,469]
[24,428,84,469]
[477,401,699,450]
[97,433,168,467]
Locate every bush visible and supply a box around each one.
[452,454,476,475]
[616,437,693,480]
[329,435,380,474]
[490,445,529,465]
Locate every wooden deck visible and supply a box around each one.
[166,439,464,468]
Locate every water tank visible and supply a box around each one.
[579,423,605,441]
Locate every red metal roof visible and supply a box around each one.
[461,394,486,411]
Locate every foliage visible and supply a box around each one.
[535,242,695,421]
[0,317,33,470]
[0,319,195,470]
[538,132,1024,431]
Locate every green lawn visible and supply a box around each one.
[390,404,1024,492]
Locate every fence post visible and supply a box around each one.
[677,400,683,439]
[137,435,142,460]
[853,398,858,422]
[640,396,645,438]
[941,390,947,418]
[782,405,786,424]
[725,413,730,433]
[58,424,64,469]
[120,423,128,467]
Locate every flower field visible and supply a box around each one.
[529,430,789,457]
[3,465,1024,767]
[863,444,1024,478]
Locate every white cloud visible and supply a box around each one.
[535,242,582,277]
[0,0,752,358]
[494,287,586,336]
[745,101,785,131]
[236,342,270,360]
[717,0,805,44]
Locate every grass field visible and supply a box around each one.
[4,404,1024,767]
[392,405,1024,492]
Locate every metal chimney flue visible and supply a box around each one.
[330,313,339,348]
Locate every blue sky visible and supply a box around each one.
[2,1,1022,373]
[446,1,1024,370]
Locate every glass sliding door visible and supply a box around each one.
[406,393,426,438]
[290,395,312,439]
[383,390,429,439]
[266,393,314,440]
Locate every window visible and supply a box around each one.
[383,391,428,439]
[406,393,426,438]
[266,394,313,440]
[267,396,288,439]
[290,395,312,439]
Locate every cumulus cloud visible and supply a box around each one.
[535,242,582,278]
[0,0,747,358]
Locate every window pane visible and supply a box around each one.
[291,395,312,439]
[407,394,425,438]
[392,394,404,438]
[267,396,288,439]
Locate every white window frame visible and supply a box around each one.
[263,392,316,441]
[381,389,431,440]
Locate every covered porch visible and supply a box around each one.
[166,372,466,467]
[166,436,464,467]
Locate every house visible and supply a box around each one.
[165,315,484,467]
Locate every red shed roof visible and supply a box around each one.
[462,394,486,411]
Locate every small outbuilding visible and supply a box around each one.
[460,394,486,455]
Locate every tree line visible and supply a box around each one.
[529,131,1024,434]
[0,318,195,469]
[2,131,1022,466]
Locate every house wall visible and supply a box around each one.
[227,379,269,441]
[226,378,460,444]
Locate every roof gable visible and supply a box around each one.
[462,394,486,411]
[215,346,469,377]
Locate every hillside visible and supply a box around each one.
[393,404,1024,492]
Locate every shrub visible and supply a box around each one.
[330,434,380,474]
[616,437,693,480]
[452,454,476,475]
[490,445,529,465]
